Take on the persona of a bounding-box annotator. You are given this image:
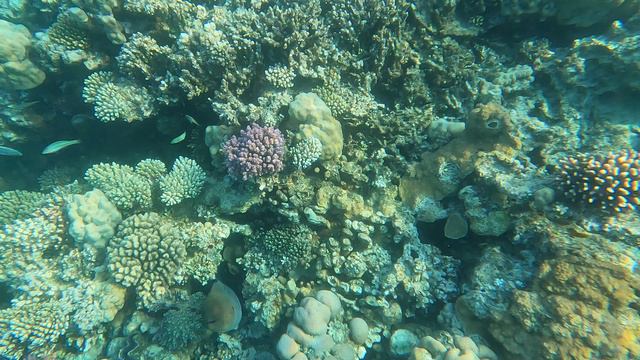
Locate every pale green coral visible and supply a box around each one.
[82,71,156,123]
[159,156,206,206]
[135,158,168,181]
[0,190,48,224]
[84,161,153,212]
[107,212,187,309]
[0,300,69,359]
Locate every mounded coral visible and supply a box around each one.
[107,212,187,308]
[65,189,122,250]
[489,255,640,359]
[286,92,343,161]
[400,102,519,208]
[0,19,45,90]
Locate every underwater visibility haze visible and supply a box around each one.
[0,0,639,359]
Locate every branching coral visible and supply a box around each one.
[243,224,316,275]
[0,300,69,359]
[85,162,153,212]
[82,71,156,123]
[556,149,640,212]
[159,156,207,206]
[223,123,285,180]
[107,212,187,308]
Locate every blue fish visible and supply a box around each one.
[0,145,23,156]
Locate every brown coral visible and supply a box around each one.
[557,149,640,213]
[490,254,640,360]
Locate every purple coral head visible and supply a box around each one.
[223,123,285,180]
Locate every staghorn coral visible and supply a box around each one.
[159,156,207,206]
[223,123,285,180]
[107,212,187,309]
[556,149,640,213]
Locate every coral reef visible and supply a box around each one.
[0,1,639,359]
[0,19,45,90]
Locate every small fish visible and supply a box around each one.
[185,114,200,126]
[41,139,81,154]
[0,146,23,156]
[170,131,187,144]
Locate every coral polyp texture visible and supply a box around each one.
[107,212,187,308]
[223,123,285,180]
[557,149,640,212]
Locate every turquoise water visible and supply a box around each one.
[0,1,639,359]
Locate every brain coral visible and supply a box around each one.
[107,212,187,308]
